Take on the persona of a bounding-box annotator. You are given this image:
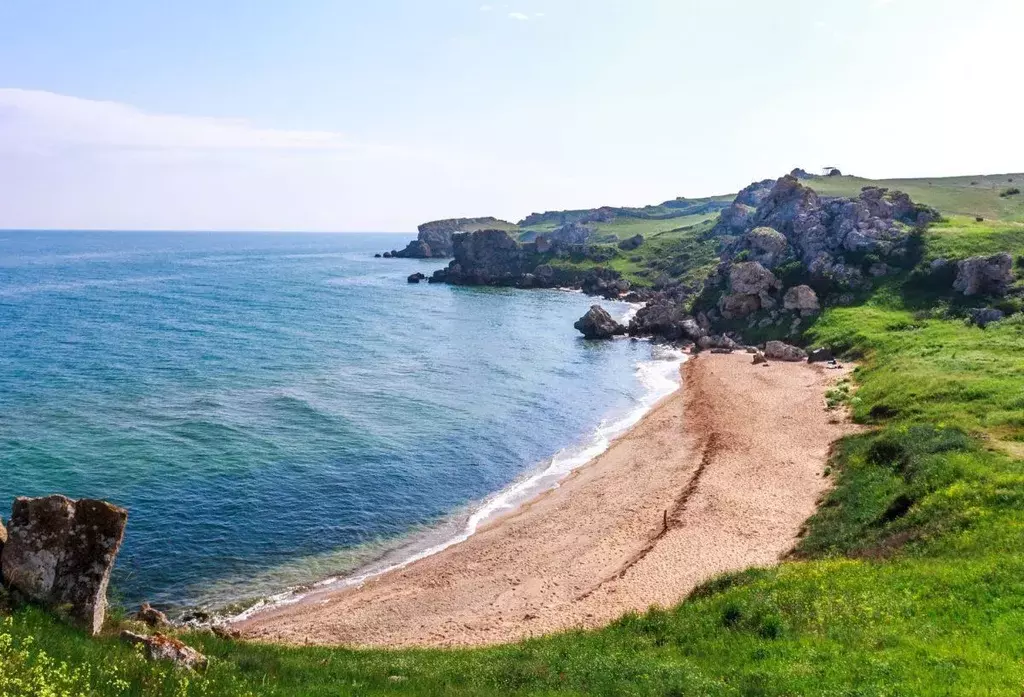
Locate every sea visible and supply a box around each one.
[0,230,684,616]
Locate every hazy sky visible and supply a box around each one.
[1,0,1022,232]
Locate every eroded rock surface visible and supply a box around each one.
[953,253,1014,296]
[121,632,208,671]
[1,495,127,635]
[574,305,626,340]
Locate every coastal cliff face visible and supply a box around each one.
[385,217,515,258]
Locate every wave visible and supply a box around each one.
[228,345,687,623]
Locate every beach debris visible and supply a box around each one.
[1,495,127,636]
[135,602,170,629]
[121,631,209,671]
[953,253,1014,296]
[764,340,807,362]
[407,272,427,283]
[807,347,835,363]
[574,305,627,340]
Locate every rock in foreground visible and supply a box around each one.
[574,305,626,340]
[764,341,807,362]
[121,631,208,671]
[1,495,127,635]
[953,253,1014,296]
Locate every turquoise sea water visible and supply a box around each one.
[0,231,681,614]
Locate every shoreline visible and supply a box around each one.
[236,353,857,647]
[225,337,683,624]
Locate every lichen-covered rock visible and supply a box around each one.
[764,340,807,362]
[2,495,127,635]
[121,631,208,671]
[783,285,820,314]
[574,305,626,340]
[953,253,1014,296]
[729,262,779,296]
[744,227,789,267]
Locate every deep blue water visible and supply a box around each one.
[0,231,678,612]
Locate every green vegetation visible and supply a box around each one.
[3,173,1023,695]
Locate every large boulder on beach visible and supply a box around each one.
[764,340,807,362]
[574,305,626,340]
[953,253,1014,296]
[1,495,128,635]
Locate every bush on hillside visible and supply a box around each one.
[999,187,1020,197]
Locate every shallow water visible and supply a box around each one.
[0,231,679,612]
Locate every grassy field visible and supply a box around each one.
[3,174,1023,696]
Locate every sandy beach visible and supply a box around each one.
[237,352,857,648]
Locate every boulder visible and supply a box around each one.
[752,351,768,365]
[698,335,742,351]
[783,285,820,314]
[764,340,807,362]
[121,632,208,671]
[744,227,789,267]
[373,253,382,258]
[953,253,1014,296]
[969,307,1005,328]
[718,292,760,319]
[407,272,426,284]
[730,262,779,296]
[1,495,128,635]
[807,347,835,363]
[135,603,170,629]
[574,305,626,340]
[618,234,645,251]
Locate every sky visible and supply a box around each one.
[1,0,1022,232]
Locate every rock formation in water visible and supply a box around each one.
[1,495,127,635]
[384,217,515,258]
[574,305,627,340]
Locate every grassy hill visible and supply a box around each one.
[3,172,1023,696]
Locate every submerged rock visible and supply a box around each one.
[764,340,807,362]
[1,495,127,635]
[574,305,626,340]
[953,253,1014,296]
[121,631,208,671]
[407,272,426,284]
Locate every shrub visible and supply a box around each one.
[999,187,1020,197]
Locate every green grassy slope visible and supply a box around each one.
[3,173,1023,696]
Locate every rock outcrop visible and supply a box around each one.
[1,495,128,635]
[121,631,208,671]
[764,341,807,362]
[729,262,779,296]
[618,234,645,251]
[627,287,705,342]
[135,603,170,629]
[574,305,626,340]
[743,227,789,268]
[953,253,1014,296]
[386,217,514,258]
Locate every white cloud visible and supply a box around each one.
[479,4,493,11]
[508,12,530,20]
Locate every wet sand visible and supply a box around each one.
[237,352,856,647]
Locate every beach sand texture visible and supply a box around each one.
[237,352,857,647]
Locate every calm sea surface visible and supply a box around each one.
[0,231,680,613]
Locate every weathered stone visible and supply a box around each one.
[135,603,170,629]
[752,351,768,365]
[698,335,742,351]
[764,340,807,362]
[783,285,820,314]
[121,631,208,671]
[718,292,760,319]
[573,305,626,340]
[2,495,127,635]
[730,262,779,296]
[953,253,1014,296]
[407,272,426,284]
[744,227,789,267]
